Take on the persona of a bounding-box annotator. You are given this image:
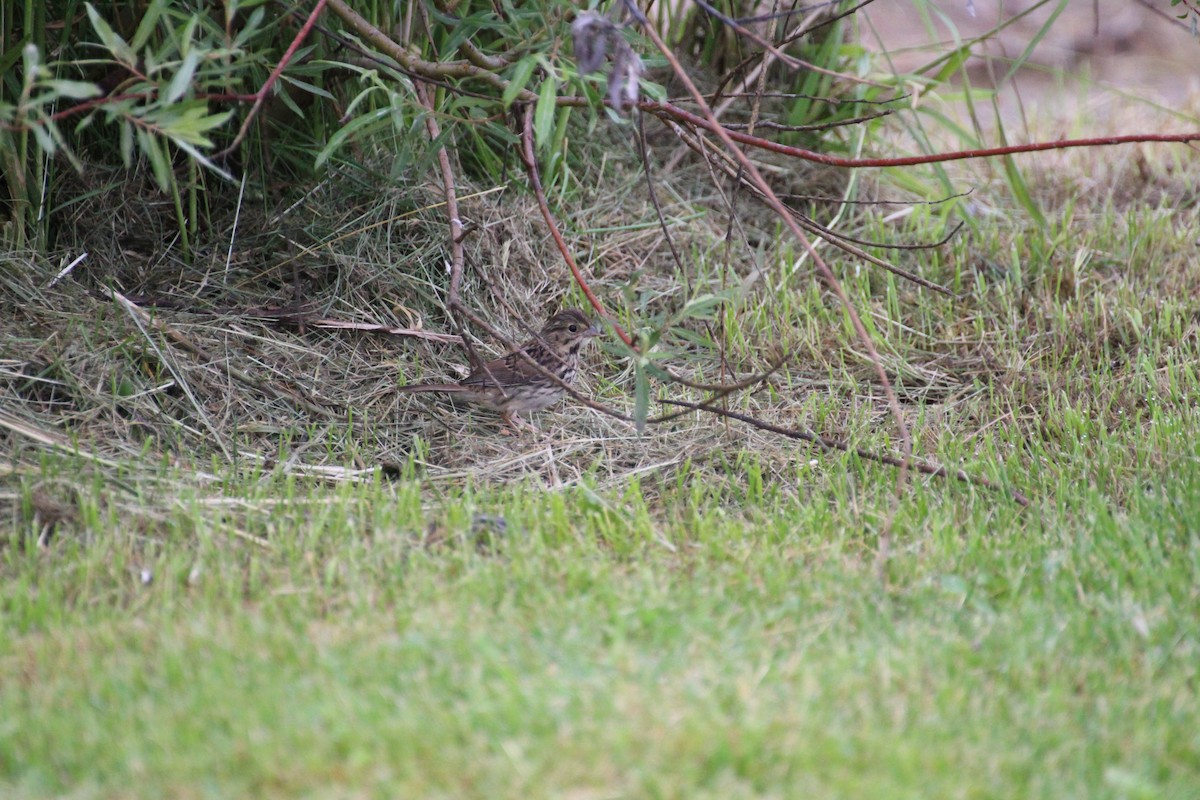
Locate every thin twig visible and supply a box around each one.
[518,106,632,346]
[661,399,1031,507]
[635,113,691,293]
[690,0,890,88]
[668,105,957,293]
[721,110,894,132]
[217,0,329,159]
[414,79,501,384]
[640,100,1200,168]
[621,0,914,500]
[325,0,538,102]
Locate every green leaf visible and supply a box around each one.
[43,80,102,100]
[339,84,382,121]
[931,46,969,86]
[280,75,335,101]
[130,0,168,51]
[30,121,56,154]
[999,0,1068,86]
[503,57,536,107]
[639,80,666,102]
[86,3,137,66]
[164,50,200,103]
[315,107,392,168]
[179,14,200,56]
[168,138,233,183]
[534,77,556,149]
[679,293,722,320]
[120,120,134,167]
[1001,154,1046,229]
[275,85,307,119]
[137,126,172,192]
[633,357,649,434]
[154,104,233,147]
[234,7,267,48]
[440,13,488,52]
[551,105,571,157]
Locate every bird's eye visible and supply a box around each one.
[568,324,579,332]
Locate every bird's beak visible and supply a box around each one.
[585,321,603,338]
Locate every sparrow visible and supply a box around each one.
[398,308,602,428]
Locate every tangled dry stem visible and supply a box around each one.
[14,0,1156,509]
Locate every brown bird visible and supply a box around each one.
[398,308,603,428]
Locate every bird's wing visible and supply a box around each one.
[460,345,542,388]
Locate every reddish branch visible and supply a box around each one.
[518,106,633,347]
[217,0,329,159]
[639,100,1200,168]
[625,5,915,494]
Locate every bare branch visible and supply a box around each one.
[662,399,1032,507]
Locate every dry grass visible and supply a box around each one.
[4,85,1200,520]
[0,145,781,492]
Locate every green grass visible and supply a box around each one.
[3,427,1199,797]
[7,183,1200,795]
[5,186,1200,797]
[5,41,1200,800]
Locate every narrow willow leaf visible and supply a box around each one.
[235,7,267,47]
[43,120,84,172]
[999,0,1068,86]
[503,57,536,108]
[44,80,101,100]
[634,358,649,434]
[120,120,134,167]
[86,4,137,66]
[30,121,56,154]
[932,46,969,85]
[160,107,233,147]
[165,51,200,103]
[280,75,335,101]
[169,138,233,183]
[180,15,200,55]
[130,0,168,51]
[680,293,722,319]
[315,107,391,168]
[551,105,571,156]
[275,85,307,119]
[534,77,556,149]
[137,127,172,192]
